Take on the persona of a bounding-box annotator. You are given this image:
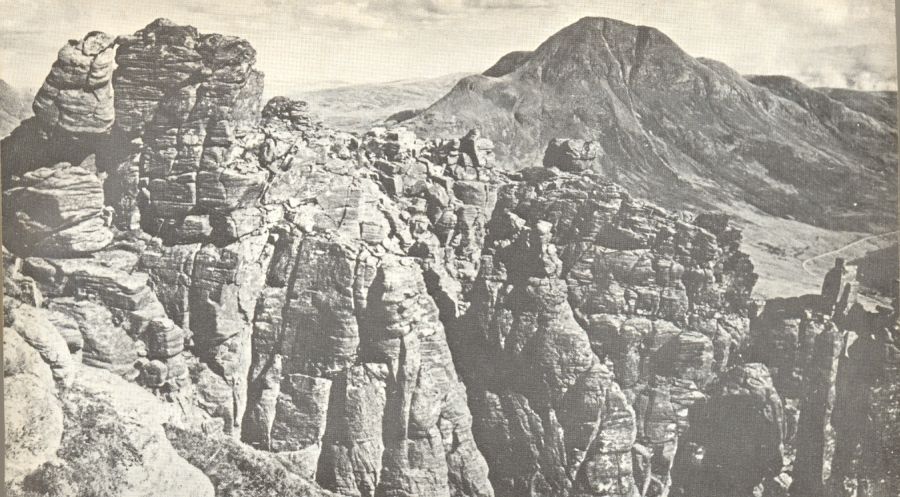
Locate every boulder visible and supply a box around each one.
[543,138,603,173]
[32,31,116,134]
[47,299,140,375]
[3,159,113,257]
[7,303,75,384]
[113,18,265,237]
[4,332,64,485]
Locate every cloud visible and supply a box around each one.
[0,0,895,95]
[796,44,898,91]
[613,0,896,91]
[248,0,552,31]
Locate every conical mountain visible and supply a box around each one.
[407,17,897,232]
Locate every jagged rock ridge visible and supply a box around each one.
[3,17,898,497]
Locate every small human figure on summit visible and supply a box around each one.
[821,257,846,315]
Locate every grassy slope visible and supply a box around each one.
[294,73,470,133]
[730,200,897,306]
[165,425,339,497]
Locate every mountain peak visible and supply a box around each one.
[480,17,685,84]
[409,17,896,234]
[555,16,669,45]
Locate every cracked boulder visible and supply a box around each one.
[32,31,116,134]
[2,157,113,257]
[113,18,265,240]
[543,138,604,173]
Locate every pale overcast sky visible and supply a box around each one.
[2,0,896,96]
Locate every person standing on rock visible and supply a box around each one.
[821,258,845,315]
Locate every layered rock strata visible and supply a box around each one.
[4,17,899,497]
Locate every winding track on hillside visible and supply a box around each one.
[801,230,899,277]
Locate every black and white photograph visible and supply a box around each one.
[1,1,898,496]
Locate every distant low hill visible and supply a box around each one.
[0,80,32,138]
[294,73,470,132]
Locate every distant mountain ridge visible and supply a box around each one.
[294,72,471,132]
[403,17,897,233]
[0,80,33,138]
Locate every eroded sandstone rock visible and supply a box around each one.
[2,158,113,257]
[676,363,785,497]
[3,330,64,484]
[829,303,900,497]
[11,16,897,497]
[543,138,604,173]
[450,161,755,497]
[113,18,266,240]
[451,204,638,497]
[32,31,116,134]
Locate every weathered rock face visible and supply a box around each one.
[226,107,494,496]
[3,256,214,496]
[543,138,604,173]
[80,28,494,492]
[675,363,785,497]
[451,166,756,497]
[32,31,116,134]
[17,247,194,390]
[829,304,900,497]
[451,212,638,497]
[744,264,900,497]
[748,295,823,398]
[114,18,263,137]
[2,157,114,256]
[5,16,899,497]
[112,18,265,235]
[790,317,841,497]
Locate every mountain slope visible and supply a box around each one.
[294,73,470,132]
[817,87,897,127]
[406,17,897,233]
[0,80,32,138]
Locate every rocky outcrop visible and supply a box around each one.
[226,109,494,495]
[113,18,265,236]
[790,316,841,497]
[1,30,118,248]
[453,209,638,497]
[746,259,900,497]
[4,16,899,497]
[3,259,213,496]
[22,23,498,492]
[451,165,755,496]
[829,302,900,497]
[1,32,115,183]
[543,138,604,173]
[675,363,785,497]
[32,31,116,134]
[2,156,114,257]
